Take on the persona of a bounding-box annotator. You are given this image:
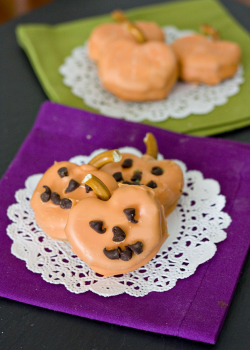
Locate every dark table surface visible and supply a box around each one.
[0,0,249,349]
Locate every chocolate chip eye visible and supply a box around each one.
[40,185,51,202]
[127,241,143,255]
[120,247,132,261]
[57,167,68,178]
[151,166,163,176]
[85,184,93,193]
[113,172,123,182]
[112,226,126,242]
[60,198,72,209]
[51,192,61,205]
[122,158,133,168]
[89,220,106,234]
[103,247,120,260]
[146,180,157,189]
[65,179,80,193]
[123,208,138,223]
[130,171,142,182]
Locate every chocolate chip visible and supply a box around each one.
[123,208,138,223]
[120,247,132,261]
[57,167,68,178]
[113,172,123,182]
[122,158,133,168]
[151,166,163,176]
[60,198,72,209]
[65,179,80,193]
[146,180,157,189]
[89,220,106,234]
[131,171,142,182]
[127,241,143,255]
[122,181,140,186]
[51,192,61,205]
[85,184,93,193]
[40,185,51,202]
[103,247,120,260]
[112,226,126,242]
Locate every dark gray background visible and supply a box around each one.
[0,0,249,349]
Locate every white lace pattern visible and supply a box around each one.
[59,26,244,122]
[7,148,231,297]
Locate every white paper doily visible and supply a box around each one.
[59,26,244,122]
[7,147,231,297]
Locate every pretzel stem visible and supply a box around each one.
[88,150,122,169]
[143,133,158,159]
[82,174,111,201]
[201,24,220,40]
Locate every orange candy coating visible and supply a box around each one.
[101,153,184,216]
[88,21,165,62]
[98,40,178,101]
[171,34,241,85]
[65,183,168,276]
[30,161,118,240]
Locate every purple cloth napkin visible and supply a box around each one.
[0,102,249,344]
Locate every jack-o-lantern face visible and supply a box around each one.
[102,154,183,216]
[101,133,184,216]
[65,178,168,277]
[171,33,241,85]
[31,151,120,240]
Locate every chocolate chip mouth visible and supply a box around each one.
[40,185,72,209]
[103,241,143,261]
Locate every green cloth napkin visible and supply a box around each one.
[16,0,250,136]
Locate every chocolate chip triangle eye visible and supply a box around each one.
[112,226,126,242]
[122,158,133,168]
[146,180,157,189]
[113,172,123,182]
[127,241,143,255]
[65,179,80,193]
[103,247,120,260]
[123,208,138,223]
[151,166,163,176]
[89,220,106,234]
[57,167,68,178]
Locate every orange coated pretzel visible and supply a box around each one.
[65,173,168,276]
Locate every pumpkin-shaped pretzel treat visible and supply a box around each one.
[88,10,165,63]
[65,174,168,276]
[171,24,241,85]
[101,133,184,216]
[30,150,121,240]
[98,20,178,101]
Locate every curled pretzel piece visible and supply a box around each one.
[144,132,158,159]
[111,9,128,23]
[83,174,111,201]
[88,149,122,169]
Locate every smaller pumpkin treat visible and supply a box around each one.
[171,25,241,85]
[101,133,184,216]
[88,10,165,62]
[30,150,121,240]
[65,174,168,276]
[97,19,177,101]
